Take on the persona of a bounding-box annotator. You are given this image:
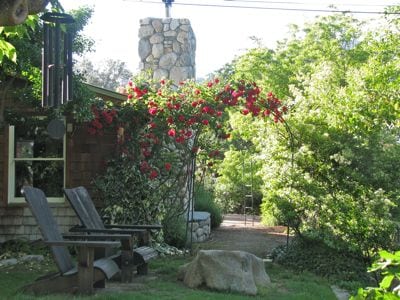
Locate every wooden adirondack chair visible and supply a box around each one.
[64,186,162,281]
[22,186,121,295]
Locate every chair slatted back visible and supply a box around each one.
[23,186,75,274]
[64,187,105,230]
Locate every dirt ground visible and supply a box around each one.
[194,214,289,258]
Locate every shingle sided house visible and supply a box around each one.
[0,13,197,243]
[0,83,125,243]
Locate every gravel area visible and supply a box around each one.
[194,214,289,258]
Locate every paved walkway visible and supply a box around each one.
[220,213,263,228]
[198,214,289,258]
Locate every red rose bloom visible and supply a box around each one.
[175,136,185,143]
[202,106,211,114]
[149,170,158,180]
[168,128,176,137]
[140,161,150,173]
[148,107,158,115]
[167,116,174,124]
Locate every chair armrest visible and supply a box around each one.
[104,224,163,230]
[63,234,132,240]
[44,240,121,248]
[70,227,146,235]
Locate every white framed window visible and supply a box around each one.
[8,118,66,204]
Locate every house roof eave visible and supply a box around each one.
[83,83,127,103]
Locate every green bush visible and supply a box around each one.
[272,236,372,291]
[0,239,49,259]
[162,210,187,249]
[194,185,223,229]
[351,250,400,299]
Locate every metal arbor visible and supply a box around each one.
[243,157,255,226]
[232,137,255,226]
[41,12,74,108]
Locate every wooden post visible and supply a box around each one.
[120,238,134,282]
[93,248,106,288]
[77,246,95,294]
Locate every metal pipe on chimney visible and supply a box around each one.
[162,0,174,18]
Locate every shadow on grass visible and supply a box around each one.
[0,256,338,300]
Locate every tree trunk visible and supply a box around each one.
[0,0,49,26]
[0,78,15,126]
[0,0,29,26]
[28,0,49,14]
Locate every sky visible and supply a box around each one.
[62,0,397,78]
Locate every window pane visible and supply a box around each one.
[15,161,33,197]
[14,119,63,158]
[15,161,64,198]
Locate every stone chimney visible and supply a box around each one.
[138,18,196,84]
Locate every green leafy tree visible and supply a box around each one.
[75,58,132,90]
[216,13,400,255]
[0,15,41,125]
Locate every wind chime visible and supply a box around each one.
[41,12,74,138]
[41,11,74,108]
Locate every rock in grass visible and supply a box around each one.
[178,250,271,295]
[19,255,44,263]
[0,258,18,267]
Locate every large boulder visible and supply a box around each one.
[178,250,271,295]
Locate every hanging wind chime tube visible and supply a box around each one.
[41,12,75,108]
[162,0,174,18]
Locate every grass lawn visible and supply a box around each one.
[0,255,338,299]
